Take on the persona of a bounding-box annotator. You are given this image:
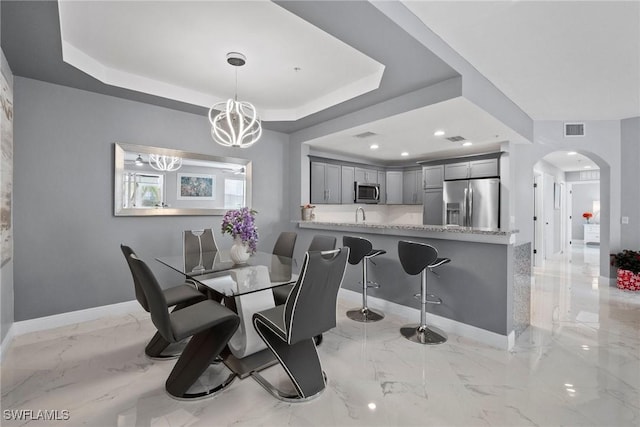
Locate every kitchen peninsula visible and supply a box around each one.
[295,207,529,350]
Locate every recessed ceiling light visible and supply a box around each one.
[401,151,409,157]
[434,130,445,137]
[462,141,473,147]
[368,403,377,410]
[370,144,379,150]
[584,165,592,169]
[567,151,577,155]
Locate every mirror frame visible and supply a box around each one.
[114,142,252,216]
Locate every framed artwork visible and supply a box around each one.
[177,173,215,200]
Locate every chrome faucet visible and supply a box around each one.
[355,206,366,223]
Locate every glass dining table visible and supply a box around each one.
[156,250,297,378]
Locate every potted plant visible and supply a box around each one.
[221,207,258,264]
[611,249,640,291]
[582,212,593,223]
[300,203,316,221]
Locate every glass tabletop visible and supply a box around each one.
[156,250,296,297]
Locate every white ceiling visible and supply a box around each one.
[404,1,640,121]
[306,97,527,162]
[53,1,640,163]
[57,0,384,121]
[541,151,599,172]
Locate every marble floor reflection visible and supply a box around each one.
[2,243,639,426]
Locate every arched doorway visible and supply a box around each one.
[532,150,608,277]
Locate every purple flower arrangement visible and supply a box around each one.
[221,208,259,253]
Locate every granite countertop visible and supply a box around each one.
[295,220,519,244]
[296,220,517,236]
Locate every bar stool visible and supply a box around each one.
[398,240,451,344]
[343,236,386,322]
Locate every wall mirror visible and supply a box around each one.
[114,143,252,216]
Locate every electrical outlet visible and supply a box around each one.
[621,216,629,224]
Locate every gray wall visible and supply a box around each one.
[13,77,291,321]
[620,117,640,250]
[1,48,14,344]
[570,183,599,240]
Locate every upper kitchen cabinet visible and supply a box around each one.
[469,159,499,178]
[403,169,423,205]
[311,161,341,204]
[341,166,355,204]
[444,158,498,180]
[422,165,444,189]
[386,171,403,204]
[355,167,378,184]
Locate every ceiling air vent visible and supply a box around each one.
[564,123,585,137]
[446,136,466,142]
[354,131,377,139]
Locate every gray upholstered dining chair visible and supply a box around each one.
[121,244,206,359]
[127,252,240,399]
[183,229,218,274]
[272,234,336,305]
[252,247,349,402]
[272,231,297,258]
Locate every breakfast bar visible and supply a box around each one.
[296,220,530,350]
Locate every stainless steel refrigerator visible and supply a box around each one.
[443,178,500,228]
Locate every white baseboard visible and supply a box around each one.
[338,288,515,350]
[11,300,142,337]
[0,324,15,363]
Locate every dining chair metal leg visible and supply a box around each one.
[252,317,326,402]
[165,315,239,400]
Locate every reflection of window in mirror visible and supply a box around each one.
[224,178,245,208]
[114,143,252,216]
[122,173,165,208]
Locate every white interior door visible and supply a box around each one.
[533,173,543,266]
[543,173,555,259]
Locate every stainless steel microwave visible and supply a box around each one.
[354,182,380,204]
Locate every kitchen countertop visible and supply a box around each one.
[296,220,518,244]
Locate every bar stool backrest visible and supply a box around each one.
[342,236,373,265]
[284,248,349,344]
[128,254,174,342]
[398,241,438,276]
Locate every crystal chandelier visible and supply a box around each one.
[208,52,262,148]
[148,154,182,172]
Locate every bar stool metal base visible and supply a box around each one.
[346,307,384,322]
[400,324,447,345]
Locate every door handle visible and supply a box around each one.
[468,187,473,225]
[463,188,468,226]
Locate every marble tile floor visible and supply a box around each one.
[1,243,639,426]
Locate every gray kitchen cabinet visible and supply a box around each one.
[341,166,355,204]
[444,158,498,180]
[377,171,386,204]
[469,158,498,178]
[355,167,377,184]
[403,169,422,204]
[444,162,470,180]
[385,171,403,204]
[310,161,341,204]
[422,165,444,189]
[423,188,444,225]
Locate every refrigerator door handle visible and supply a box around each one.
[468,187,473,226]
[463,187,468,226]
